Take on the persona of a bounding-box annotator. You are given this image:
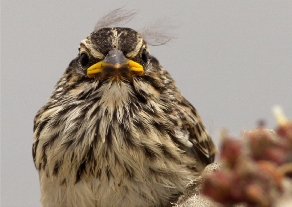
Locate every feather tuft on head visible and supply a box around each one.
[139,19,177,46]
[94,8,136,31]
[94,8,176,46]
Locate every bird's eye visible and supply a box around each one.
[80,53,89,67]
[141,49,148,63]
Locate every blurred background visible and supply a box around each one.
[2,1,292,206]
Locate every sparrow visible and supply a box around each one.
[33,9,216,207]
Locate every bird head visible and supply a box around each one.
[79,27,150,81]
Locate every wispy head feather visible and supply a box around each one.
[94,8,177,46]
[94,8,136,31]
[139,19,177,46]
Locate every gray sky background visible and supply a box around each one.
[2,1,292,206]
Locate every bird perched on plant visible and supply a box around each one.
[33,9,216,207]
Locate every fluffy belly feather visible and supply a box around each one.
[34,81,201,206]
[38,131,196,207]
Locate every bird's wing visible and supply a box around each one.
[171,97,216,168]
[158,69,216,166]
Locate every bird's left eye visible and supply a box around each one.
[141,49,148,63]
[80,53,89,67]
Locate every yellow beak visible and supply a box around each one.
[87,49,144,78]
[87,60,144,78]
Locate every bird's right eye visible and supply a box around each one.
[80,53,89,67]
[141,49,148,63]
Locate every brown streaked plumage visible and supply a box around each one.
[33,9,216,207]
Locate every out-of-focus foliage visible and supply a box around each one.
[201,108,292,207]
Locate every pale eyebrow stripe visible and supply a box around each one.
[80,39,105,59]
[126,38,143,58]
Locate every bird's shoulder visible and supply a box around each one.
[157,70,216,166]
